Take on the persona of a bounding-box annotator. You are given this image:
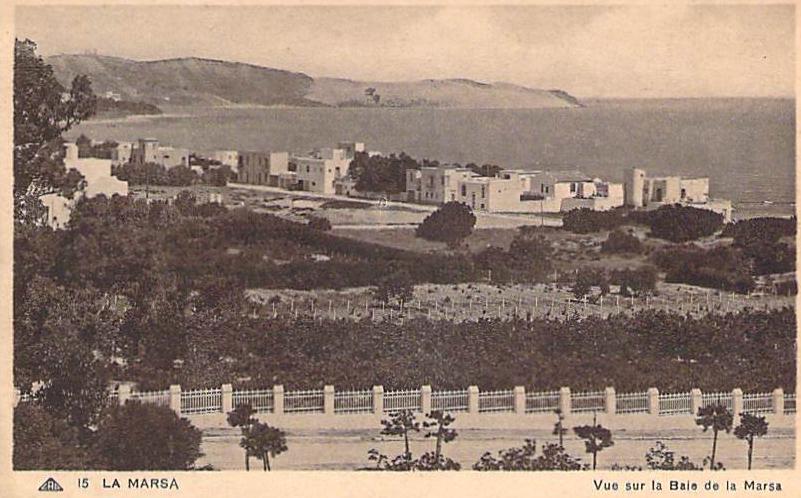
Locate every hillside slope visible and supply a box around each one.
[48,54,315,106]
[310,78,580,108]
[47,54,581,109]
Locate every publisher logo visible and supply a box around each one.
[38,477,63,492]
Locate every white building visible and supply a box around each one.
[41,143,129,229]
[293,148,351,194]
[212,150,240,172]
[238,151,290,186]
[625,168,731,221]
[129,138,189,169]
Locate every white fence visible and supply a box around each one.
[383,389,421,412]
[334,389,373,414]
[571,390,606,413]
[232,388,274,413]
[181,388,222,415]
[743,392,773,415]
[14,385,794,421]
[284,389,325,414]
[658,392,693,416]
[616,391,649,414]
[130,389,171,407]
[525,390,560,413]
[701,391,733,411]
[431,389,469,412]
[478,390,515,413]
[784,393,796,414]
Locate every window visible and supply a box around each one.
[481,186,485,197]
[480,203,485,209]
[681,188,687,199]
[306,165,310,173]
[570,183,576,193]
[461,185,467,196]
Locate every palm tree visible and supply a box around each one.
[423,410,457,461]
[552,408,567,447]
[227,403,256,470]
[734,413,769,470]
[573,413,614,470]
[695,403,733,470]
[243,421,288,471]
[379,410,420,459]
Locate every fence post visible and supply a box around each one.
[169,384,182,416]
[118,384,131,406]
[773,388,784,415]
[273,385,284,415]
[514,386,526,414]
[468,386,479,414]
[373,385,384,415]
[690,388,703,416]
[731,388,743,420]
[605,387,616,415]
[324,385,335,415]
[647,388,659,416]
[559,387,571,417]
[421,385,432,414]
[222,384,233,414]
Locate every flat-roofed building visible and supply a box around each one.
[238,151,290,186]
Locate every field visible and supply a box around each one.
[247,281,794,324]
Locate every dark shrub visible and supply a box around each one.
[643,205,724,242]
[601,229,643,254]
[416,202,476,247]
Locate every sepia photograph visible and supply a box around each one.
[5,2,797,493]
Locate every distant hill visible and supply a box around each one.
[47,54,581,109]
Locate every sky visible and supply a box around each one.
[15,4,795,98]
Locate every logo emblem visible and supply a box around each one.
[38,478,63,492]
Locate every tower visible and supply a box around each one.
[625,168,646,207]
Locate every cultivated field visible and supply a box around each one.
[247,282,795,323]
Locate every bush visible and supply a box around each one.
[307,215,332,231]
[92,402,203,470]
[610,266,658,296]
[562,208,627,233]
[13,403,89,470]
[653,245,755,293]
[722,217,796,243]
[601,229,643,254]
[416,202,476,247]
[643,205,724,242]
[473,440,585,471]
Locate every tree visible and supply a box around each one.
[734,413,769,470]
[572,269,594,300]
[573,416,614,470]
[416,202,476,248]
[695,403,733,470]
[242,421,288,471]
[14,38,96,223]
[373,268,415,305]
[419,410,460,470]
[227,403,257,470]
[379,410,420,459]
[93,402,203,470]
[552,408,567,447]
[13,402,89,470]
